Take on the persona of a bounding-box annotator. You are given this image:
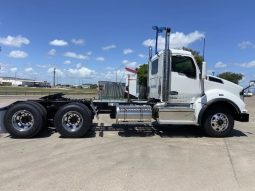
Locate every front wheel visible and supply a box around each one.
[203,107,234,137]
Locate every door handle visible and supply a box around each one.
[170,91,178,95]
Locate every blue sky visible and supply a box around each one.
[0,0,255,86]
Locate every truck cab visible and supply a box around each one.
[148,47,249,137]
[149,49,201,103]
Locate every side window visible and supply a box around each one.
[151,59,158,75]
[172,56,196,78]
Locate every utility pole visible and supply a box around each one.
[14,72,17,86]
[53,68,56,87]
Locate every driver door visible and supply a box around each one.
[170,55,201,103]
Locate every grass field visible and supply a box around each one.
[0,86,97,96]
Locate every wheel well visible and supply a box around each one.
[198,100,240,125]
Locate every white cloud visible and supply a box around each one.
[86,51,92,56]
[138,54,145,58]
[37,64,51,68]
[142,39,154,48]
[25,67,33,72]
[102,69,125,82]
[48,49,56,56]
[238,41,255,49]
[0,35,30,47]
[47,67,65,77]
[122,60,138,67]
[143,31,205,50]
[239,75,246,84]
[215,61,227,68]
[66,67,96,78]
[9,50,28,58]
[106,66,115,70]
[239,60,255,68]
[207,69,215,75]
[47,66,95,79]
[64,52,88,60]
[96,57,105,61]
[10,67,18,73]
[123,48,133,55]
[64,60,71,65]
[71,38,85,45]
[76,63,82,68]
[49,39,68,46]
[102,44,116,50]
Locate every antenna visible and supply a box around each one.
[202,38,206,61]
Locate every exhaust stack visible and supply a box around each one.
[162,28,171,102]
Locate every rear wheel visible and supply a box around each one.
[203,107,234,137]
[54,103,92,138]
[26,101,47,127]
[4,102,44,138]
[69,102,94,123]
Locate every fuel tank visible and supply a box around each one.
[116,105,152,123]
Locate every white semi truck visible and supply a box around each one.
[0,27,251,138]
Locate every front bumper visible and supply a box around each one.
[236,113,249,122]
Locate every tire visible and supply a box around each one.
[203,107,234,137]
[54,103,92,138]
[70,102,94,123]
[26,101,47,126]
[4,102,44,138]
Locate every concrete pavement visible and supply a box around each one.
[0,97,254,191]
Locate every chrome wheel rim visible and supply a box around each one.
[12,110,34,132]
[211,113,229,132]
[62,111,83,132]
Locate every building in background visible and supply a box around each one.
[125,67,138,98]
[0,77,50,87]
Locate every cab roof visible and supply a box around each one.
[151,49,192,60]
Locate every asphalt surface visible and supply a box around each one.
[0,96,255,191]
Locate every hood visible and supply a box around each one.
[205,75,243,96]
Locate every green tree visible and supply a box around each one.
[137,64,148,86]
[217,72,243,84]
[182,47,203,71]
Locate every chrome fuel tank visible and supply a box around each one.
[116,105,152,123]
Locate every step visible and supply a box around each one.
[157,105,196,125]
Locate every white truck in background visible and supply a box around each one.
[0,27,252,138]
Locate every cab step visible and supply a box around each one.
[156,104,197,125]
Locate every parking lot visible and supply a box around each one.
[0,96,255,191]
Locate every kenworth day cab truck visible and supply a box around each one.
[0,27,252,138]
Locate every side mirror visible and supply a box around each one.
[202,61,207,79]
[249,80,255,86]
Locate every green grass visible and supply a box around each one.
[0,86,97,96]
